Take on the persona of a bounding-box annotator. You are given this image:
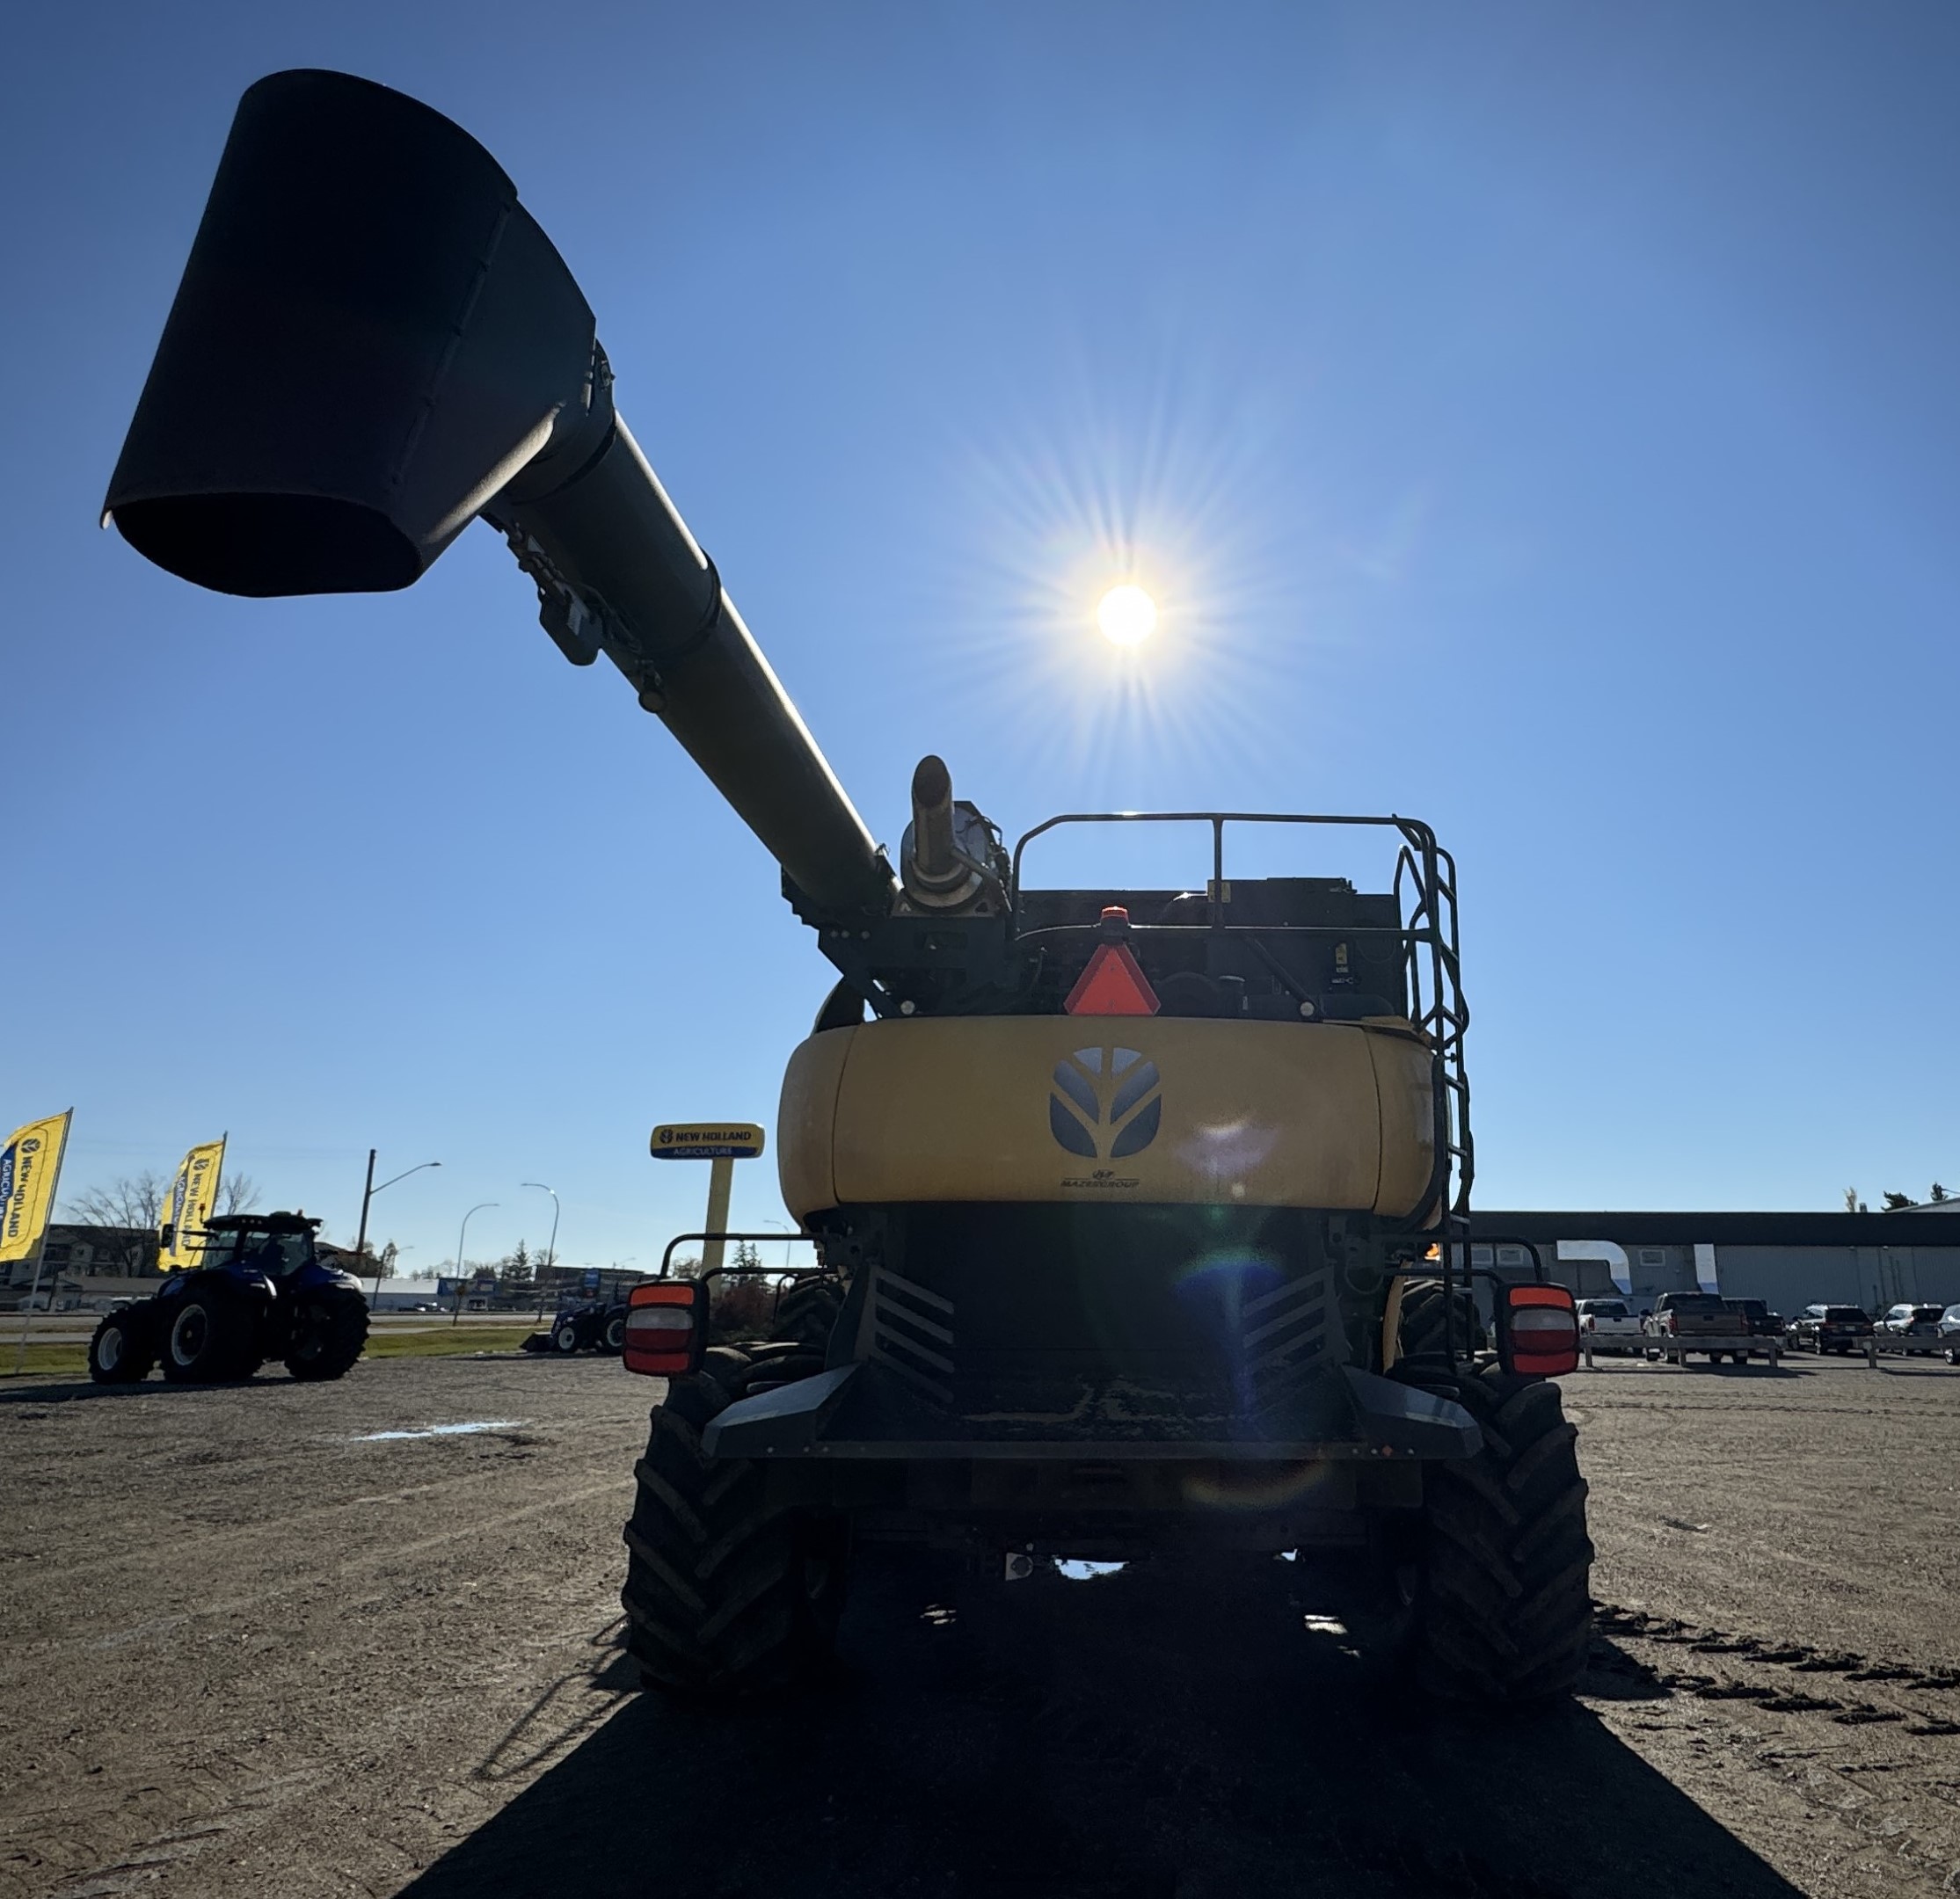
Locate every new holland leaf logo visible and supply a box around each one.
[1049,1047,1162,1160]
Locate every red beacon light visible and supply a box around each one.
[1065,907,1160,1018]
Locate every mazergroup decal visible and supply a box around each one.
[1057,1166,1143,1190]
[1049,1046,1162,1166]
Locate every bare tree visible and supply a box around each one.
[219,1171,259,1215]
[63,1172,169,1275]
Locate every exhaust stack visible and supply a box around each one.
[900,753,998,913]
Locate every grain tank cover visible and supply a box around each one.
[104,69,607,596]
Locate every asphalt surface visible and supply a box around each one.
[2,1351,1957,1898]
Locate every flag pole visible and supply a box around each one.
[207,1131,228,1259]
[11,1110,74,1378]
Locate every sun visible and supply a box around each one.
[1097,583,1156,647]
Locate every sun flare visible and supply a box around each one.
[1097,583,1157,647]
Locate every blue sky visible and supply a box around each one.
[6,1,1956,1273]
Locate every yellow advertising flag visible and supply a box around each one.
[157,1137,227,1273]
[0,1110,73,1265]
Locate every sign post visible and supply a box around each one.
[649,1123,765,1275]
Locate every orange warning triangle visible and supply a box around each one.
[1065,942,1161,1016]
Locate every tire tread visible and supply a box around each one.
[620,1346,847,1697]
[1403,1360,1593,1701]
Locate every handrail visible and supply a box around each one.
[656,1231,824,1281]
[1010,806,1473,1253]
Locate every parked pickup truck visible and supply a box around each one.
[1576,1298,1643,1355]
[1643,1291,1767,1364]
[1725,1298,1782,1340]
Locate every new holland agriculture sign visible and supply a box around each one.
[649,1123,766,1160]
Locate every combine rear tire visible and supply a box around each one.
[1403,1364,1584,1700]
[621,1344,849,1698]
[1397,1361,1593,1702]
[285,1289,369,1381]
[1395,1275,1490,1363]
[88,1307,157,1384]
[160,1289,257,1383]
[602,1310,627,1354]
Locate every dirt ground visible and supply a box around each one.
[3,1350,1957,1898]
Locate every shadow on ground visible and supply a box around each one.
[0,1377,216,1405]
[400,1558,1799,1899]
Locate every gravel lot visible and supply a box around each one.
[2,1350,1957,1898]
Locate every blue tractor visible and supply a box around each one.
[86,1211,370,1385]
[522,1298,628,1357]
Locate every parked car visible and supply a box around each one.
[1876,1303,1945,1355]
[1941,1305,1960,1365]
[1575,1298,1643,1355]
[1786,1303,1875,1354]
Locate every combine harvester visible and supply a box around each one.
[106,71,1590,1700]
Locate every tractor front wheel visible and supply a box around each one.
[88,1306,157,1384]
[620,1344,849,1697]
[161,1289,257,1383]
[1394,1360,1594,1701]
[285,1288,369,1381]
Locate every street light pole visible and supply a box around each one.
[450,1202,499,1325]
[521,1182,560,1322]
[353,1154,441,1306]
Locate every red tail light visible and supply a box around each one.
[1501,1283,1579,1378]
[623,1280,705,1379]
